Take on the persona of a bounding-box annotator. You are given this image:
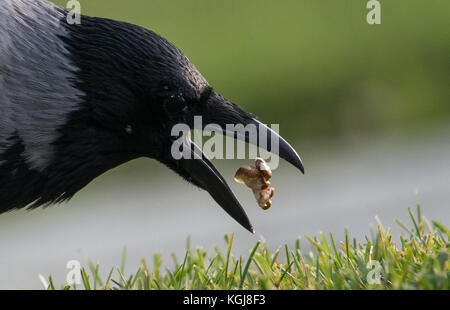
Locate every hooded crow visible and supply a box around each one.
[0,0,304,232]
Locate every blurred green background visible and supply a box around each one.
[52,0,449,140]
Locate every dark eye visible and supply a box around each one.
[163,93,187,115]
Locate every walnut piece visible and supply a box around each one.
[234,158,275,210]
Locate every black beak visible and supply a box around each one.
[176,138,255,233]
[174,118,303,233]
[214,119,304,174]
[172,92,303,232]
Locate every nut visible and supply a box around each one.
[234,158,275,210]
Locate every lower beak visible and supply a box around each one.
[177,139,254,233]
[176,118,303,233]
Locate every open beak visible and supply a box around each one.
[176,117,304,233]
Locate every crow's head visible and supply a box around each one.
[0,2,303,232]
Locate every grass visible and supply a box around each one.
[44,205,448,290]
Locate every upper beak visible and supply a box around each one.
[212,119,304,174]
[175,117,304,233]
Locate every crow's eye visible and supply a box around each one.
[163,93,187,115]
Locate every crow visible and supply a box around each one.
[0,0,304,232]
